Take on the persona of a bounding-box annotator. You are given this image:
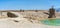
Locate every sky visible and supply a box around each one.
[0,0,60,10]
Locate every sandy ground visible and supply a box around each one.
[0,17,60,28]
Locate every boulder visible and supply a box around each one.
[7,12,18,18]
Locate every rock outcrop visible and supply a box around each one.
[7,12,18,18]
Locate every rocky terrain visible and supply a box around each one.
[0,10,60,28]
